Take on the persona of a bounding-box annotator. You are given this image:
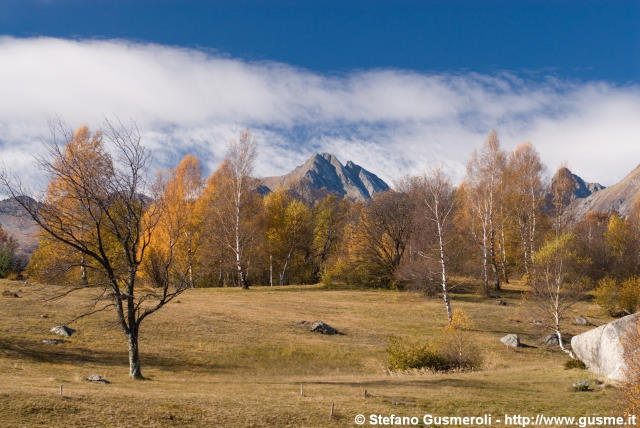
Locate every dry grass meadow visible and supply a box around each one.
[0,278,619,427]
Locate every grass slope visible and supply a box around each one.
[0,279,618,427]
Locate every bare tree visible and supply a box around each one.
[411,169,457,324]
[355,191,413,287]
[1,121,190,379]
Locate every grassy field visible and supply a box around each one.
[0,278,619,427]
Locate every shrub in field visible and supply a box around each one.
[0,247,12,278]
[386,337,447,371]
[439,309,483,370]
[564,358,586,370]
[594,276,640,316]
[618,277,640,315]
[594,277,619,315]
[387,310,483,372]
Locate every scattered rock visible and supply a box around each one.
[543,334,569,346]
[572,380,590,391]
[500,334,520,348]
[85,374,110,384]
[497,300,508,306]
[311,321,338,335]
[51,325,75,337]
[42,339,65,345]
[530,319,544,328]
[571,312,640,381]
[574,317,590,326]
[40,314,49,319]
[2,290,19,298]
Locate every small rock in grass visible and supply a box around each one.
[51,325,75,337]
[42,339,65,345]
[543,334,563,346]
[572,380,590,391]
[501,334,520,348]
[574,317,590,326]
[2,290,19,298]
[311,321,338,335]
[497,300,508,306]
[86,374,110,384]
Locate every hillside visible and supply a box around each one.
[0,279,615,426]
[567,164,640,219]
[261,153,389,203]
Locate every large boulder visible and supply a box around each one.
[571,312,640,381]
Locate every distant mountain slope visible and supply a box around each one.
[567,164,640,219]
[261,153,390,203]
[550,167,605,200]
[0,196,39,256]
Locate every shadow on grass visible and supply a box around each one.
[301,377,523,391]
[0,336,226,373]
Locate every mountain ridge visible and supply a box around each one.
[566,164,640,219]
[261,152,390,203]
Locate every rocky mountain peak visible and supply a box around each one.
[261,152,389,203]
[551,167,605,200]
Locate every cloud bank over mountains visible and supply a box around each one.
[1,36,639,187]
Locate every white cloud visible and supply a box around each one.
[0,36,638,188]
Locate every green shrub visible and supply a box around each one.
[594,277,619,315]
[438,309,483,370]
[594,276,640,316]
[619,277,640,314]
[0,247,11,278]
[564,358,587,370]
[386,337,448,371]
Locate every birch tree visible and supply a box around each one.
[527,233,581,358]
[464,131,506,294]
[526,166,581,358]
[227,132,257,288]
[412,169,456,324]
[506,142,545,276]
[201,131,257,289]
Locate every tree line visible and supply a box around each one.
[3,122,640,376]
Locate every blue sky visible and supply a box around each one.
[0,1,639,186]
[2,0,638,82]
